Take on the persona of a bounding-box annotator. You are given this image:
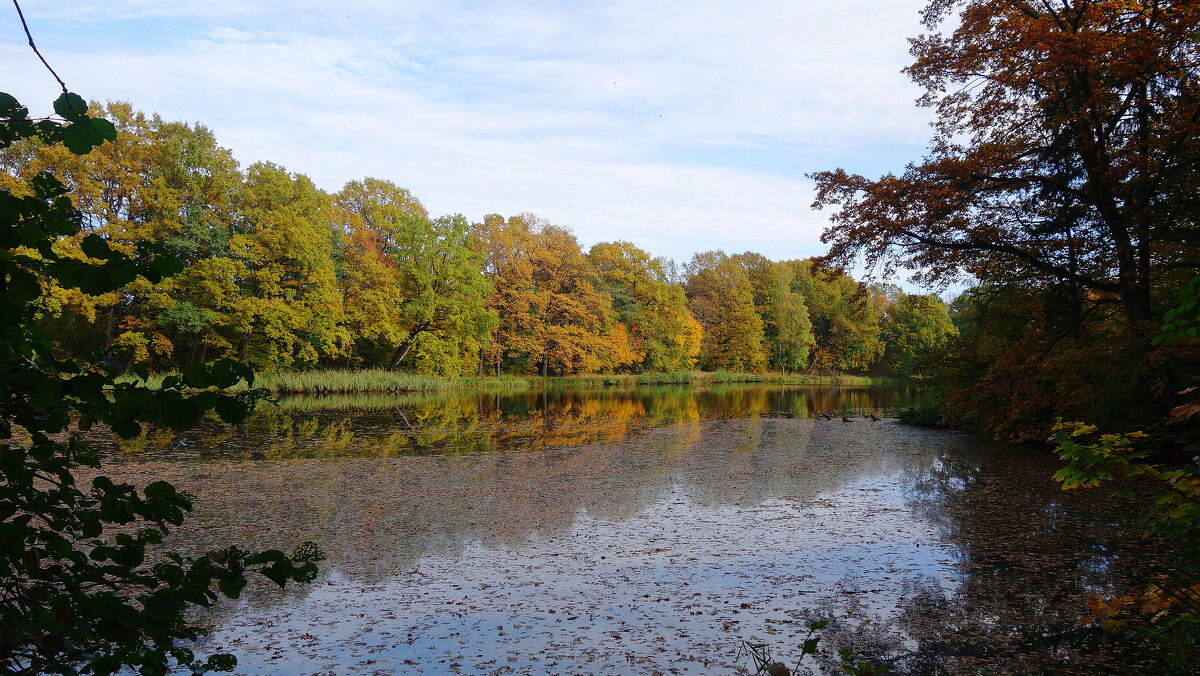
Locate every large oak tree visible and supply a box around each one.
[812,0,1200,333]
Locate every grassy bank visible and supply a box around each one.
[135,369,899,394]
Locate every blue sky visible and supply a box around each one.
[2,0,934,272]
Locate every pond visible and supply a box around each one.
[94,385,1159,674]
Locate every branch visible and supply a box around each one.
[10,0,69,97]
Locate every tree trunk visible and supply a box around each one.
[388,339,415,371]
[237,329,252,362]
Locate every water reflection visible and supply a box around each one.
[87,386,1158,674]
[101,384,917,459]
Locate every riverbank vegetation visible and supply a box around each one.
[136,368,895,394]
[813,0,1200,668]
[0,108,957,381]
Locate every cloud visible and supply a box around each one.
[1,0,935,269]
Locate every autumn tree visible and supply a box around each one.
[473,214,634,375]
[588,240,701,372]
[812,0,1200,424]
[1,103,174,366]
[684,251,768,372]
[813,0,1200,332]
[225,162,348,369]
[730,253,815,374]
[333,179,494,374]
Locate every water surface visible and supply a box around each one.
[94,385,1157,674]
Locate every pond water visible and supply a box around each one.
[94,385,1158,674]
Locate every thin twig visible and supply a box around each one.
[11,0,70,97]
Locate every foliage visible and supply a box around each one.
[1050,420,1200,672]
[810,0,1200,431]
[731,253,815,374]
[1,97,947,379]
[0,92,320,675]
[878,290,956,376]
[472,214,636,375]
[334,180,494,374]
[787,260,883,372]
[813,0,1200,327]
[588,241,702,372]
[685,251,768,372]
[1157,275,1200,347]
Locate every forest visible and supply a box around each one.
[0,103,957,381]
[5,0,1200,673]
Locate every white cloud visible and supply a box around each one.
[1,0,935,269]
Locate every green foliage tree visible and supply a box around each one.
[730,253,815,374]
[334,180,495,374]
[685,251,768,372]
[787,260,883,372]
[587,241,701,372]
[879,290,957,376]
[1,92,320,675]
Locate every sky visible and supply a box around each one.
[1,0,935,273]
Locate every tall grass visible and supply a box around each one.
[130,368,900,394]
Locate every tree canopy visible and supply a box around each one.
[813,0,1200,330]
[1,92,320,675]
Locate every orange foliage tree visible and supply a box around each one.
[812,0,1200,429]
[814,0,1200,329]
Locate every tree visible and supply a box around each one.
[729,253,815,374]
[473,214,632,375]
[226,162,349,369]
[1,92,320,675]
[812,0,1200,333]
[0,104,246,369]
[333,180,494,374]
[685,251,768,372]
[879,290,957,376]
[787,259,884,372]
[588,241,701,372]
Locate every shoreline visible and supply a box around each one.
[135,369,905,395]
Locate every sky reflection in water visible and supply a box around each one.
[94,386,1156,674]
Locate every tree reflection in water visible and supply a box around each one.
[89,386,1158,674]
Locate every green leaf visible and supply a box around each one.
[53,92,88,120]
[214,396,249,425]
[0,91,26,116]
[143,481,177,499]
[62,120,104,155]
[81,234,117,261]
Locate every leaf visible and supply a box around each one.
[53,92,88,120]
[81,234,117,261]
[214,396,249,425]
[143,481,177,499]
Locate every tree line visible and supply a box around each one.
[0,102,956,378]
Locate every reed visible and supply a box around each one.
[128,368,899,394]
